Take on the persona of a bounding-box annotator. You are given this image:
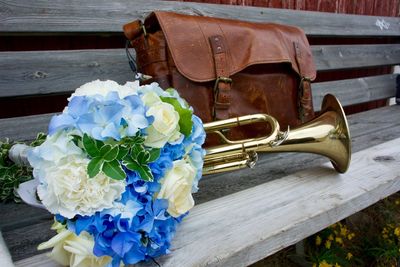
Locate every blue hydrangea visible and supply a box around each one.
[49,92,150,141]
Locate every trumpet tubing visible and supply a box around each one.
[202,94,351,175]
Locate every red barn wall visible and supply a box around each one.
[178,0,400,16]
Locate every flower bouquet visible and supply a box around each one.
[18,80,206,267]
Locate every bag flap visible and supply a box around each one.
[146,11,316,82]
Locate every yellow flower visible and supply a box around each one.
[328,234,334,241]
[335,263,341,267]
[325,240,332,249]
[348,233,355,240]
[394,227,400,237]
[319,260,332,267]
[346,252,353,260]
[313,264,317,267]
[340,227,348,237]
[395,199,400,205]
[382,234,389,239]
[316,235,322,246]
[335,237,343,245]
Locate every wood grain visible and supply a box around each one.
[1,0,399,36]
[5,104,400,262]
[312,74,397,110]
[312,44,400,72]
[1,45,399,98]
[14,137,400,267]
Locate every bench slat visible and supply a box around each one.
[312,74,396,109]
[313,44,400,72]
[1,45,399,98]
[0,74,396,142]
[1,0,400,36]
[14,136,400,267]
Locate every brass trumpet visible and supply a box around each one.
[203,94,351,175]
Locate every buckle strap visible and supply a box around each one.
[298,77,314,122]
[209,35,231,120]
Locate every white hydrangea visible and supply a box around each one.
[68,79,140,100]
[28,131,125,219]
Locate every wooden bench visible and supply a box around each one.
[0,1,399,266]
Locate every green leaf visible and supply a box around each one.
[87,157,104,178]
[131,145,145,160]
[83,134,100,157]
[102,160,126,180]
[160,97,193,137]
[99,144,112,156]
[95,139,105,150]
[136,164,154,182]
[102,146,119,162]
[71,135,83,148]
[120,134,145,146]
[122,155,140,171]
[137,150,150,164]
[122,157,154,182]
[148,149,161,163]
[116,145,129,160]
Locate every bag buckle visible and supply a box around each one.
[213,77,232,119]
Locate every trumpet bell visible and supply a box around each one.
[267,94,351,173]
[320,94,351,173]
[202,94,351,175]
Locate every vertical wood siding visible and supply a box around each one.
[179,0,399,17]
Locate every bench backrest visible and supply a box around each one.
[1,2,399,140]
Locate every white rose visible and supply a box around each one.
[38,222,112,267]
[141,91,162,106]
[37,154,125,219]
[156,160,196,217]
[68,80,140,100]
[144,102,181,148]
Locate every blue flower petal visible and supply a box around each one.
[111,232,141,257]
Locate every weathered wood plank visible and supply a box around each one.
[1,45,399,98]
[312,74,397,109]
[0,113,53,141]
[14,137,400,267]
[0,74,396,141]
[0,49,132,98]
[1,0,400,36]
[313,44,400,72]
[0,232,14,267]
[3,221,54,262]
[0,203,51,232]
[5,105,400,262]
[14,253,58,267]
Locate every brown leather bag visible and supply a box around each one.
[123,11,316,142]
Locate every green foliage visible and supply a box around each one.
[102,160,126,181]
[305,193,400,267]
[0,133,46,203]
[160,96,193,137]
[82,133,160,182]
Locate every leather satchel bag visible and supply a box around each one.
[123,11,316,142]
